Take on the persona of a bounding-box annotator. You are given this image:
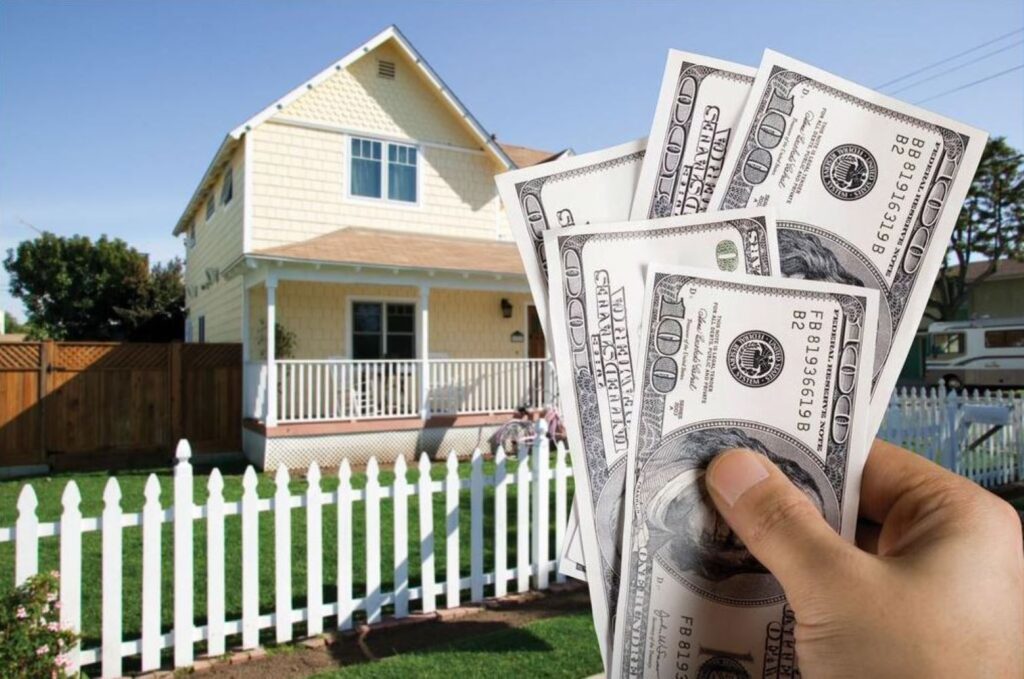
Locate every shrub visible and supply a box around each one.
[0,572,78,678]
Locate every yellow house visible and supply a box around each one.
[172,26,564,468]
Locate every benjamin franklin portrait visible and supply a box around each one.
[779,228,864,288]
[639,425,837,604]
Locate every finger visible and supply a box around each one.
[706,449,857,600]
[859,438,967,525]
[855,519,881,554]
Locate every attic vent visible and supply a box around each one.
[377,59,396,80]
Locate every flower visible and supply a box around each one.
[15,606,27,619]
[35,645,49,656]
[49,570,59,579]
[47,622,60,632]
[54,655,69,668]
[46,592,57,602]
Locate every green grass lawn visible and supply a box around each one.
[313,611,602,679]
[0,456,574,664]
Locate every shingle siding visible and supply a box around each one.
[248,41,511,251]
[184,144,245,342]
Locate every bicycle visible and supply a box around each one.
[489,403,566,456]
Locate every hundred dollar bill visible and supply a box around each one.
[545,209,780,663]
[496,138,647,340]
[612,264,878,678]
[631,51,754,219]
[558,502,588,581]
[709,49,986,433]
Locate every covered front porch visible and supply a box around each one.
[230,228,552,467]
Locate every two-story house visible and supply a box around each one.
[173,26,563,469]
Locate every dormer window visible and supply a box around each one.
[221,167,234,205]
[349,136,418,204]
[206,195,215,220]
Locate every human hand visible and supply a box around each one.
[705,439,1024,678]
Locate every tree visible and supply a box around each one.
[115,258,187,341]
[928,137,1024,321]
[2,311,28,335]
[4,233,185,341]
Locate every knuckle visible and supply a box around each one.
[989,498,1023,540]
[746,491,817,549]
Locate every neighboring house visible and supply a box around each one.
[173,26,564,469]
[899,259,1024,383]
[936,259,1024,321]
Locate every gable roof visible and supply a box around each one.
[174,25,517,235]
[498,143,568,168]
[946,258,1024,283]
[252,227,525,277]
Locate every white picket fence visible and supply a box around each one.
[879,384,1024,488]
[1,422,572,677]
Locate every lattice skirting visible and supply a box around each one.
[242,424,504,470]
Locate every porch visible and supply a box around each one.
[245,357,554,424]
[229,227,552,467]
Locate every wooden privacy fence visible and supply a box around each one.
[0,341,241,470]
[879,383,1024,488]
[2,423,573,677]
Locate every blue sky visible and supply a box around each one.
[2,0,1023,320]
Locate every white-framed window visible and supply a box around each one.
[349,137,418,204]
[351,301,415,359]
[221,167,234,205]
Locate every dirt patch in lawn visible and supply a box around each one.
[196,583,590,678]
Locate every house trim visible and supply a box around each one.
[266,117,487,156]
[174,24,514,237]
[227,25,513,168]
[235,256,530,294]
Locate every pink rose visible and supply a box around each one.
[35,644,49,656]
[15,606,27,619]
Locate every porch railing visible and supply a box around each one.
[246,358,555,424]
[428,359,554,415]
[276,359,421,422]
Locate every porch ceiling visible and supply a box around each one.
[251,227,526,277]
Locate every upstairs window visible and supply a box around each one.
[351,138,382,198]
[206,195,215,220]
[198,316,206,343]
[388,144,417,202]
[349,137,418,203]
[221,167,234,205]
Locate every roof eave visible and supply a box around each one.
[239,252,526,281]
[171,135,237,235]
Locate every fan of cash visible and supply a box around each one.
[495,49,986,678]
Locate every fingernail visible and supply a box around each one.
[707,450,770,507]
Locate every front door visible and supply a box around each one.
[527,305,546,359]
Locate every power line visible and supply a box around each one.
[876,27,1024,89]
[888,39,1024,95]
[912,63,1024,105]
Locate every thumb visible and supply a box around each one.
[705,448,855,602]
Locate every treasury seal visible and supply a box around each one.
[820,144,878,201]
[726,330,784,387]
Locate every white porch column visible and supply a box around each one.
[241,277,252,420]
[419,285,430,420]
[241,279,251,362]
[265,276,278,427]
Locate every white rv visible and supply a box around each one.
[925,317,1024,389]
